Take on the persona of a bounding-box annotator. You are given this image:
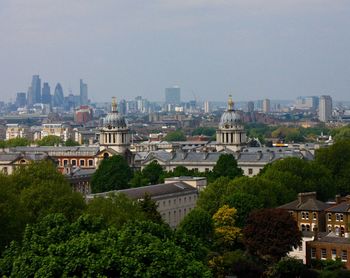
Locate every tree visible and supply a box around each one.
[261,158,334,201]
[212,205,241,250]
[142,160,165,185]
[224,192,263,228]
[0,175,26,253]
[196,177,231,215]
[64,138,80,146]
[139,193,163,224]
[243,208,301,263]
[36,135,62,146]
[164,130,186,141]
[212,154,243,180]
[129,170,149,187]
[86,193,146,228]
[192,127,216,137]
[269,256,307,278]
[178,208,214,243]
[315,140,350,195]
[91,155,133,193]
[5,137,31,147]
[0,214,212,277]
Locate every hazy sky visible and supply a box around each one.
[1,0,350,102]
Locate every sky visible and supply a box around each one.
[0,0,350,102]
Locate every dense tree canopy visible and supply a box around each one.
[0,214,212,278]
[91,155,133,193]
[212,154,243,180]
[64,138,80,146]
[243,208,301,263]
[36,135,62,146]
[141,160,165,185]
[163,130,187,141]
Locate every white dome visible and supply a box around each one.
[103,111,127,128]
[219,110,241,128]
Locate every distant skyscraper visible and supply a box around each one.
[53,83,64,107]
[80,79,88,105]
[26,86,33,106]
[204,101,210,113]
[165,86,181,105]
[262,99,270,113]
[318,95,332,122]
[41,82,51,105]
[16,92,26,107]
[247,101,254,113]
[31,75,41,104]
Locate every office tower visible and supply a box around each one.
[319,95,332,122]
[165,86,181,105]
[26,86,33,106]
[262,98,270,113]
[16,92,27,107]
[53,83,64,107]
[80,79,88,105]
[247,101,254,113]
[119,99,127,115]
[31,75,41,104]
[41,82,51,105]
[204,101,210,113]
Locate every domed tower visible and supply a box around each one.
[100,97,130,154]
[216,95,246,151]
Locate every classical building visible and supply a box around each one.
[87,179,201,228]
[99,98,131,156]
[216,95,247,152]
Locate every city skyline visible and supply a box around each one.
[1,1,350,102]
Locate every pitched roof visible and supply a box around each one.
[279,198,330,211]
[326,202,350,213]
[88,182,197,200]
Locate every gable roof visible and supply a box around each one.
[279,198,330,211]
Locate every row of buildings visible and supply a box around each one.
[280,192,350,269]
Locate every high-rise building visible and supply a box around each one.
[262,98,270,113]
[15,92,27,107]
[247,101,254,113]
[80,79,88,105]
[31,75,41,104]
[53,83,64,107]
[41,82,51,105]
[165,86,181,105]
[319,95,332,122]
[204,101,210,113]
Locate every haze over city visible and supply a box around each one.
[1,0,350,102]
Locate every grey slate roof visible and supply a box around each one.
[89,182,197,200]
[326,202,350,213]
[279,199,330,211]
[142,148,311,165]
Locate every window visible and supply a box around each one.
[306,224,310,232]
[321,249,327,260]
[289,211,294,217]
[163,201,165,206]
[205,168,209,172]
[313,212,317,220]
[328,213,332,221]
[302,212,309,219]
[311,248,316,259]
[336,214,344,222]
[341,227,345,236]
[184,197,186,203]
[63,160,68,166]
[174,199,176,205]
[80,160,85,166]
[301,224,305,231]
[179,198,181,204]
[328,226,332,233]
[248,168,253,175]
[2,167,8,174]
[71,160,77,166]
[332,249,337,260]
[88,160,93,166]
[342,250,348,262]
